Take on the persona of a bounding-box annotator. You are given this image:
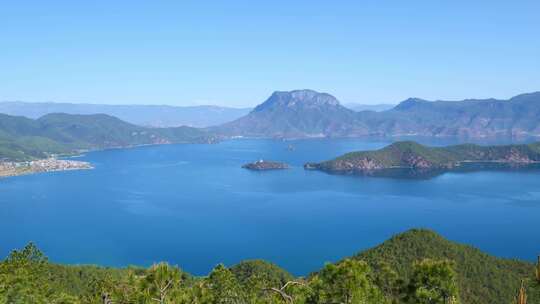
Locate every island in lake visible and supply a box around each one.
[0,158,93,178]
[305,141,540,178]
[242,160,289,171]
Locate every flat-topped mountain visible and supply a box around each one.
[216,89,368,138]
[215,90,540,139]
[305,141,540,175]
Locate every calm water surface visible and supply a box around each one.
[1,139,539,275]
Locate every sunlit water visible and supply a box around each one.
[1,139,539,275]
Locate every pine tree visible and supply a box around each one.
[405,259,461,304]
[138,262,182,304]
[308,258,388,304]
[203,264,245,304]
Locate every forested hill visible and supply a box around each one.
[355,229,538,304]
[1,229,538,303]
[306,141,540,174]
[0,113,218,161]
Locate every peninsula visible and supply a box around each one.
[0,158,93,178]
[305,141,540,177]
[242,160,289,171]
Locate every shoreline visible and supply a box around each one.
[0,158,94,179]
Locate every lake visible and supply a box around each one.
[1,138,539,275]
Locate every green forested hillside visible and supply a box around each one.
[1,229,538,303]
[307,141,540,175]
[337,141,540,167]
[355,229,539,304]
[0,113,217,161]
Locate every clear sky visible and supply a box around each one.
[1,1,539,107]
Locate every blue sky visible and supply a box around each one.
[1,1,539,107]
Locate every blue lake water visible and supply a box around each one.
[1,139,539,275]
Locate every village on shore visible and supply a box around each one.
[0,158,93,178]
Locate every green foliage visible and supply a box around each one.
[0,113,215,161]
[1,230,538,304]
[319,141,540,172]
[355,229,538,304]
[203,264,245,304]
[371,261,405,303]
[536,256,540,284]
[137,263,184,303]
[405,259,460,304]
[0,243,78,304]
[230,260,293,288]
[230,260,295,303]
[308,259,388,304]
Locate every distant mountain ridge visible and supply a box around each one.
[0,101,251,128]
[344,103,396,112]
[216,89,540,139]
[0,113,216,161]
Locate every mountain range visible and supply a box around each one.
[217,89,540,139]
[0,113,216,161]
[2,89,540,161]
[0,102,251,128]
[344,103,396,112]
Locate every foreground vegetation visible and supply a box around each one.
[1,229,538,304]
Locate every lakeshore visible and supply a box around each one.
[0,158,93,178]
[1,139,539,276]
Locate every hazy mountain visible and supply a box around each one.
[364,91,540,138]
[0,113,216,161]
[344,103,395,112]
[0,102,251,128]
[217,90,540,139]
[216,89,370,138]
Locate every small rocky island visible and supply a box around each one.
[242,160,289,171]
[0,158,93,178]
[305,141,540,178]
